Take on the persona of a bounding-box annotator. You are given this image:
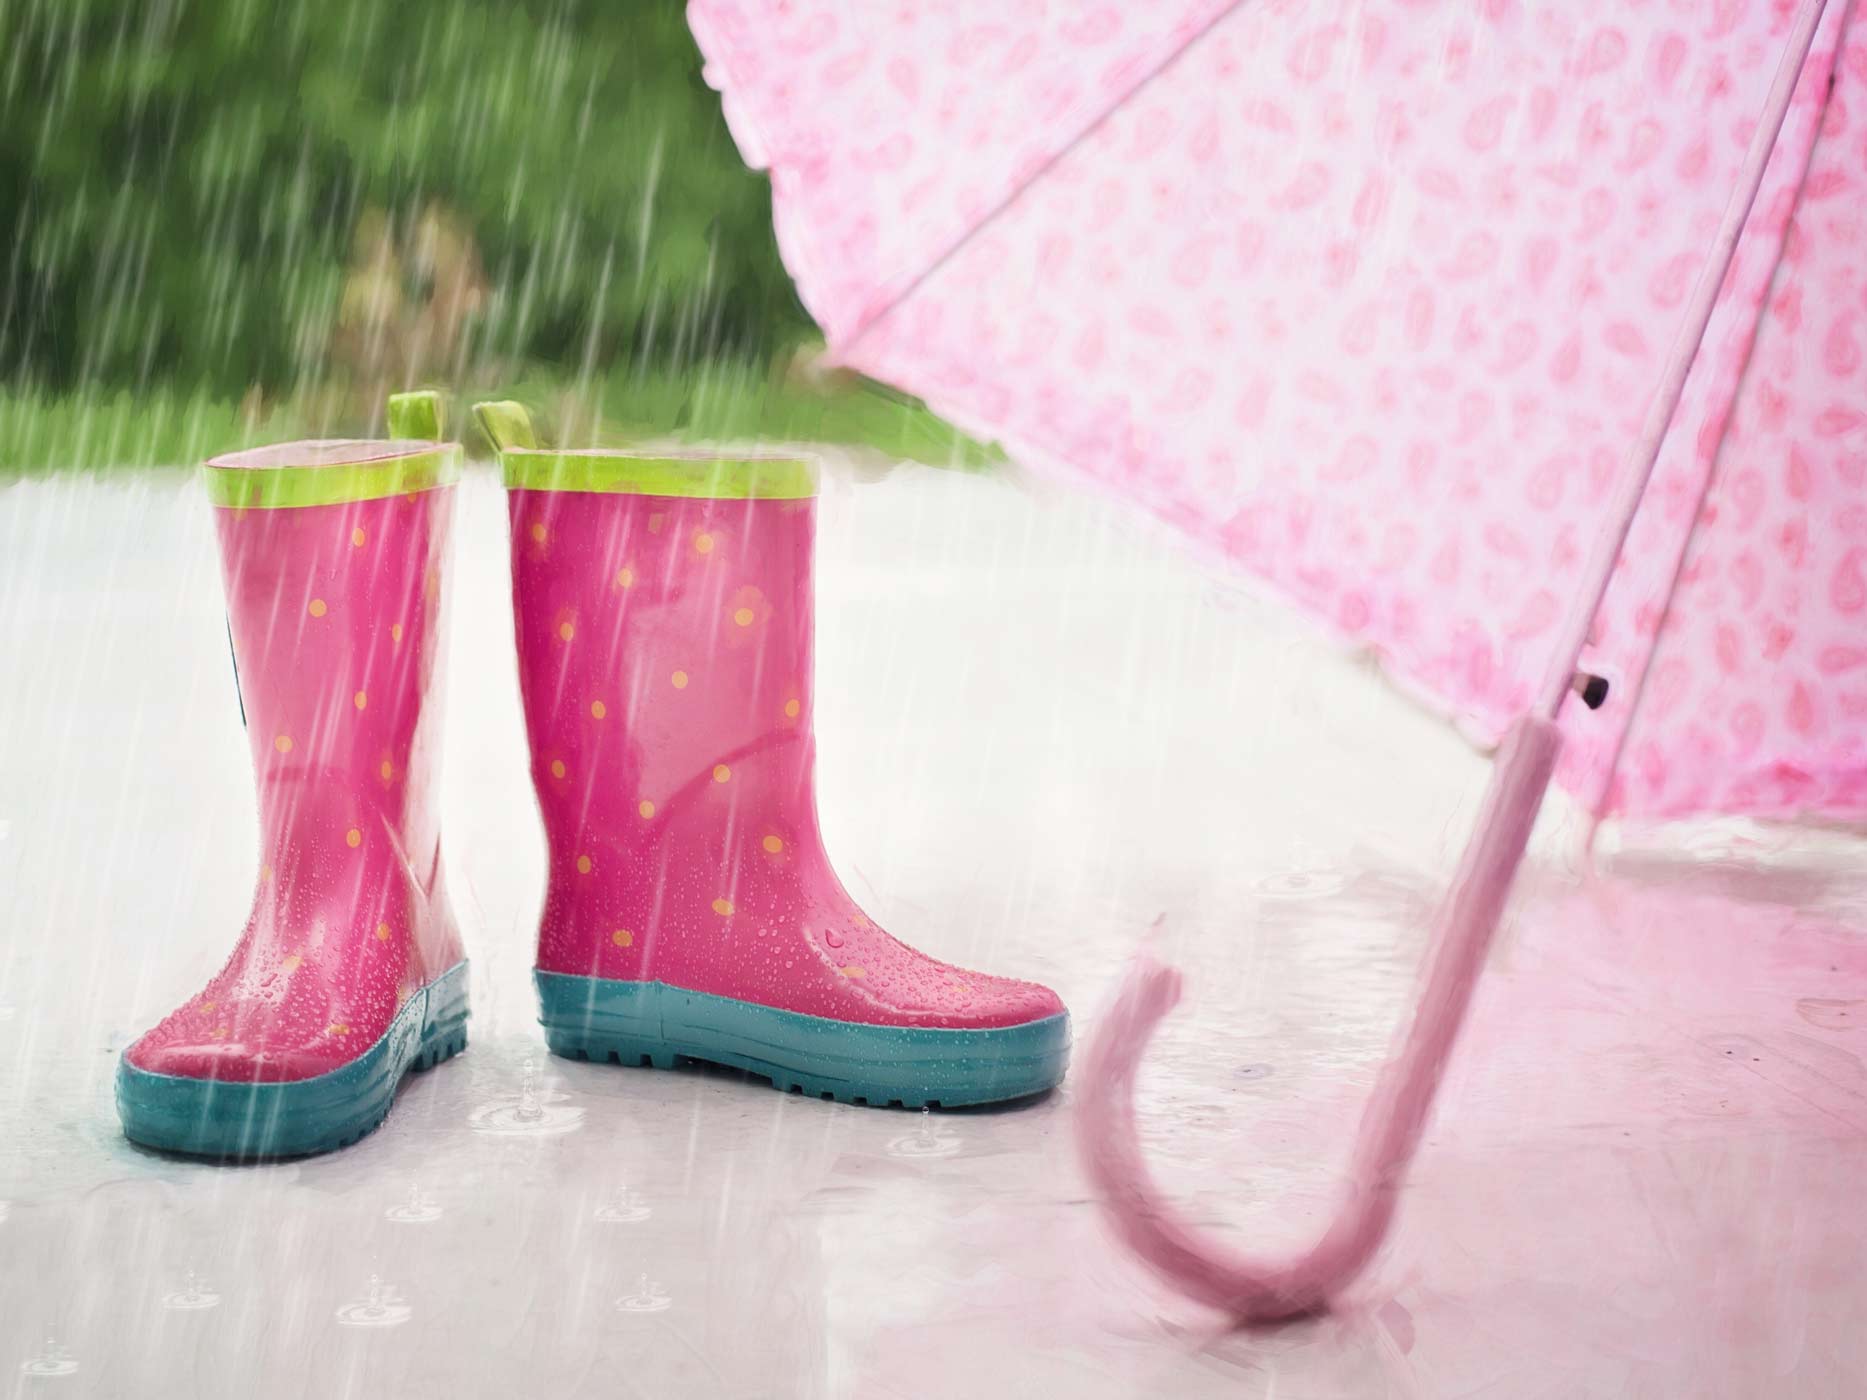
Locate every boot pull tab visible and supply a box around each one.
[387,389,447,443]
[471,400,539,454]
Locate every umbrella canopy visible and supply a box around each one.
[690,0,1866,823]
[690,0,1863,1320]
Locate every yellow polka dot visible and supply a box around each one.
[260,865,272,882]
[558,620,574,641]
[376,922,391,942]
[380,760,394,781]
[280,956,299,974]
[211,1026,229,1039]
[611,928,634,948]
[531,522,547,544]
[840,966,866,980]
[733,607,755,627]
[762,834,783,854]
[353,690,367,710]
[671,670,689,690]
[694,532,715,555]
[346,828,362,848]
[576,855,592,875]
[327,1023,350,1037]
[351,526,366,547]
[614,567,634,589]
[712,764,731,783]
[202,1000,217,1010]
[590,699,606,719]
[550,759,567,780]
[638,799,655,819]
[391,623,404,645]
[274,734,293,753]
[784,699,801,719]
[712,897,734,916]
[308,598,327,617]
[852,913,871,929]
[648,513,666,534]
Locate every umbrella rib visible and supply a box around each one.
[836,0,1252,355]
[1533,0,1835,724]
[1585,0,1853,817]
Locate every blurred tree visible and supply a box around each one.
[0,0,811,407]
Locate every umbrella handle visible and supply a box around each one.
[1075,716,1562,1322]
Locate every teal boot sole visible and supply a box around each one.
[116,961,470,1160]
[535,970,1068,1108]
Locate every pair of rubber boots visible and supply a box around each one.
[116,394,1070,1159]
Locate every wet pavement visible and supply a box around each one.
[3,458,1863,1397]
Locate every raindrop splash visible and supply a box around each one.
[594,1185,653,1224]
[615,1274,673,1313]
[335,1274,412,1329]
[162,1270,222,1311]
[385,1182,444,1224]
[1252,867,1350,900]
[886,1108,963,1160]
[19,1335,78,1377]
[468,1056,583,1136]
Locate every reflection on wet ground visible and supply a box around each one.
[1,463,1862,1396]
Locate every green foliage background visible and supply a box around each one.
[2,0,811,394]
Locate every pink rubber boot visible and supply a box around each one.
[478,403,1068,1108]
[117,392,469,1158]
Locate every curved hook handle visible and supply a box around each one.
[1074,950,1392,1321]
[1075,716,1563,1323]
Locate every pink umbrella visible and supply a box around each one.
[689,0,1867,1319]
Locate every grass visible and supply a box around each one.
[0,386,304,476]
[0,358,1002,475]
